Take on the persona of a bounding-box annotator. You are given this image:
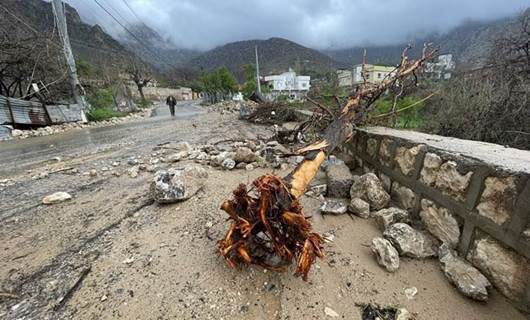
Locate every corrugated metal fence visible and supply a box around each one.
[0,95,85,127]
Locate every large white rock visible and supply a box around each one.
[420,199,460,247]
[439,244,491,301]
[150,167,208,204]
[371,237,400,272]
[383,223,438,258]
[350,173,390,210]
[42,192,72,205]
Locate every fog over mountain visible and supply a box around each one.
[64,0,528,51]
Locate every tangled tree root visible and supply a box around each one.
[218,174,324,281]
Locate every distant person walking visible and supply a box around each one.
[166,95,177,116]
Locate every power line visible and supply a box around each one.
[90,0,171,68]
[91,0,145,47]
[100,0,135,27]
[120,0,143,23]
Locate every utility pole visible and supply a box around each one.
[51,0,86,110]
[255,45,261,94]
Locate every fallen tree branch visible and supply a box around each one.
[218,44,438,280]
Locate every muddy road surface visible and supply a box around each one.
[0,101,525,319]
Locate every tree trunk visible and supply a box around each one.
[218,45,438,281]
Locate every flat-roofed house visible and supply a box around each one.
[353,64,396,85]
[264,68,311,101]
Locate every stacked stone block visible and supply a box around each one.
[341,127,530,313]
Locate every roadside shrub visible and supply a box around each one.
[87,89,123,121]
[87,107,123,121]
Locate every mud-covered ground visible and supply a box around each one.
[0,101,525,319]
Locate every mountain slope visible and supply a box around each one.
[0,0,133,73]
[190,37,343,79]
[117,23,200,70]
[323,14,522,68]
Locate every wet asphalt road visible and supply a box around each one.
[0,100,204,176]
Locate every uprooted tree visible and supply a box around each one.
[218,45,438,280]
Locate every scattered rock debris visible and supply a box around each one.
[383,223,439,259]
[324,306,339,317]
[371,237,400,272]
[439,244,491,301]
[320,200,348,215]
[42,192,72,205]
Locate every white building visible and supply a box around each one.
[337,69,353,87]
[425,54,456,80]
[264,68,311,100]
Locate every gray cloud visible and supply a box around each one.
[65,0,529,50]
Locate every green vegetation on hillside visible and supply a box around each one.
[199,67,238,94]
[371,96,426,129]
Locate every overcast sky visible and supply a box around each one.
[65,0,529,51]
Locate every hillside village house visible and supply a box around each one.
[264,68,311,101]
[424,54,455,80]
[353,64,396,85]
[337,69,354,87]
[336,64,396,88]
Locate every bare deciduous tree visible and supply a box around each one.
[0,27,67,101]
[128,61,151,102]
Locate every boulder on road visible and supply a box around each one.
[326,162,354,198]
[150,167,208,204]
[234,147,258,163]
[221,158,236,170]
[383,223,438,258]
[439,244,491,301]
[350,173,390,210]
[42,192,72,205]
[371,237,400,272]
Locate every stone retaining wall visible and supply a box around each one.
[340,127,530,313]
